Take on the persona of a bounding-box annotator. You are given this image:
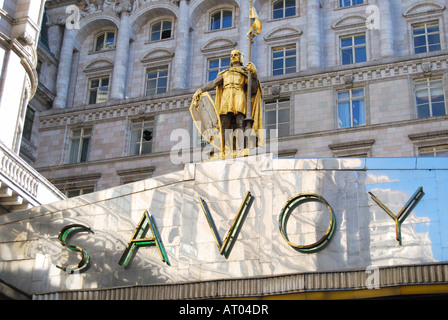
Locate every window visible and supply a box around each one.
[23,107,35,141]
[272,45,296,76]
[264,99,290,139]
[420,145,448,157]
[210,9,232,31]
[150,20,173,41]
[413,22,441,54]
[207,56,230,81]
[337,88,366,128]
[339,0,364,8]
[415,78,446,118]
[88,76,109,104]
[66,187,94,198]
[68,127,92,164]
[146,67,168,95]
[341,34,366,65]
[130,119,154,156]
[94,31,115,52]
[273,0,295,19]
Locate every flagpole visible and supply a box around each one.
[245,0,254,128]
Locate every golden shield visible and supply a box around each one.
[190,92,223,151]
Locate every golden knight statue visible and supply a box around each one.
[190,2,263,159]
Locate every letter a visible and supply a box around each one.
[199,191,254,258]
[118,210,170,267]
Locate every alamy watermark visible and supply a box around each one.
[366,265,380,289]
[65,5,80,30]
[169,127,279,167]
[366,5,380,30]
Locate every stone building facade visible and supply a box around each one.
[28,0,448,195]
[0,0,65,216]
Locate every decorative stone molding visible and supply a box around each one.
[402,0,445,19]
[200,37,237,54]
[140,47,174,64]
[83,58,115,73]
[329,139,375,157]
[332,14,367,31]
[263,26,303,43]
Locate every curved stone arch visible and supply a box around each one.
[140,47,175,64]
[189,0,240,30]
[200,36,237,54]
[75,14,120,49]
[83,57,115,73]
[263,25,303,42]
[130,2,179,36]
[402,0,446,18]
[331,13,367,31]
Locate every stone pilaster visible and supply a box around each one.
[172,0,190,90]
[52,26,75,109]
[306,0,321,69]
[238,0,250,62]
[378,0,395,57]
[110,5,132,100]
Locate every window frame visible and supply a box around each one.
[264,98,291,139]
[68,127,92,164]
[129,118,155,156]
[414,77,447,119]
[272,44,297,76]
[93,31,116,52]
[22,107,35,141]
[150,19,173,42]
[88,76,110,104]
[336,87,366,129]
[340,33,367,65]
[65,187,95,198]
[339,0,365,8]
[419,145,448,157]
[272,0,296,20]
[412,21,442,54]
[209,8,233,31]
[145,66,169,96]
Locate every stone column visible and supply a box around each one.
[378,0,394,57]
[306,0,321,69]
[238,0,250,62]
[110,5,131,100]
[172,0,190,90]
[53,26,74,109]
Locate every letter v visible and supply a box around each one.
[199,191,254,258]
[118,210,170,267]
[369,187,424,245]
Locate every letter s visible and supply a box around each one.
[56,224,93,274]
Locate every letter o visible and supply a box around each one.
[278,193,336,253]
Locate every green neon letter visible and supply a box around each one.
[368,187,424,245]
[118,210,170,267]
[199,191,254,258]
[57,224,94,274]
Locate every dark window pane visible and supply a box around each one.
[417,104,430,118]
[341,48,353,65]
[80,138,90,162]
[432,103,446,116]
[355,47,367,63]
